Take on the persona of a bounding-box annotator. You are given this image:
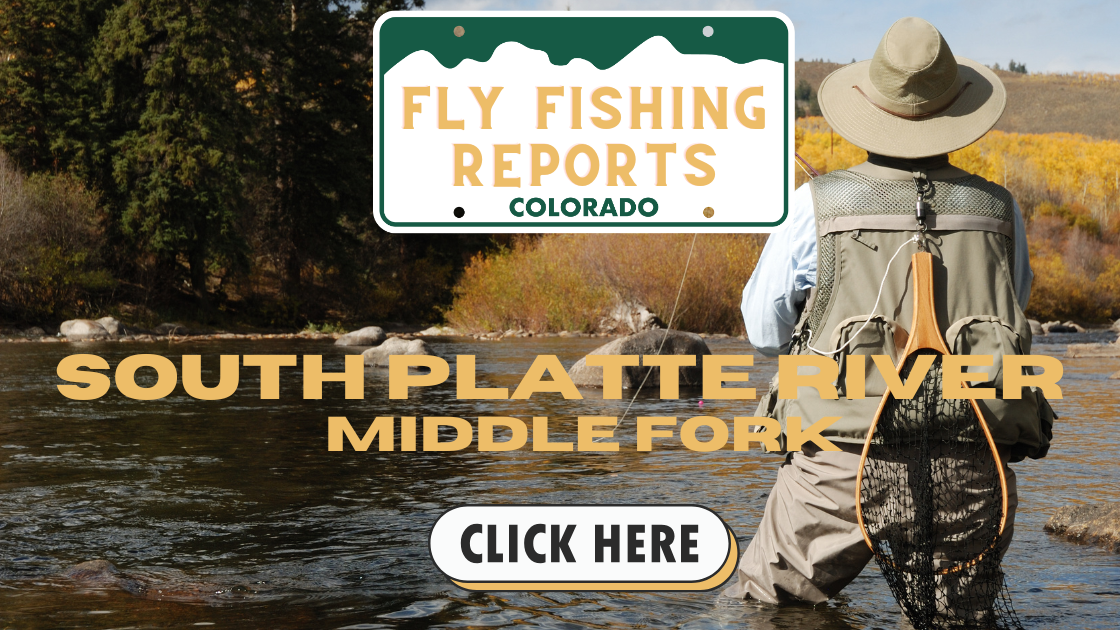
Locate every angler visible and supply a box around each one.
[724,17,1054,630]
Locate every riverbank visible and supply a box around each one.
[0,328,745,345]
[5,322,1111,345]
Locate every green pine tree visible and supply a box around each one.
[94,0,259,299]
[249,1,372,299]
[0,0,115,175]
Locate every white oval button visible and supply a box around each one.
[429,504,737,590]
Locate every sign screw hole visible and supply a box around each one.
[453,207,465,218]
[703,207,714,218]
[454,26,465,37]
[702,26,714,37]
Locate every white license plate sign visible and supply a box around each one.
[373,12,794,233]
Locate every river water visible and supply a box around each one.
[1,334,1118,629]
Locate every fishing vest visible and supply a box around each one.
[757,161,1055,462]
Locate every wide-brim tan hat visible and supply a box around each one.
[817,17,1006,159]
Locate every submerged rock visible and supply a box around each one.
[63,559,147,597]
[1045,504,1120,552]
[362,337,436,367]
[63,559,119,581]
[335,326,387,346]
[1066,343,1120,358]
[59,319,110,339]
[61,559,218,602]
[568,329,711,389]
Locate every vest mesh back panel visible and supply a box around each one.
[805,172,1015,337]
[862,351,1022,629]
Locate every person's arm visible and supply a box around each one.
[1010,198,1033,313]
[741,184,818,357]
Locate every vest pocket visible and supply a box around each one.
[828,314,909,398]
[945,314,1053,460]
[944,315,1023,391]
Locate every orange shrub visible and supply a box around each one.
[445,236,612,333]
[446,233,764,334]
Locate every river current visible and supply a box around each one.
[1,335,1118,628]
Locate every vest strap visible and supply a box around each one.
[817,214,1013,237]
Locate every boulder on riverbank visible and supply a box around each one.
[418,325,459,336]
[362,337,435,367]
[59,319,110,339]
[154,322,191,336]
[96,316,126,336]
[599,301,664,334]
[1045,503,1120,552]
[568,329,711,389]
[335,326,387,346]
[1029,319,1043,336]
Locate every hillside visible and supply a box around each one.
[795,61,1120,141]
[995,70,1120,141]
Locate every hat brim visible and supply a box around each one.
[816,57,1006,159]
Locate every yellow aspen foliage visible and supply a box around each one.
[795,118,1120,322]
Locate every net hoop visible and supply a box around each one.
[853,251,1010,576]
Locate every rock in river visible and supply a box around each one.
[568,329,711,389]
[1028,319,1043,336]
[1066,342,1120,358]
[1045,503,1120,552]
[154,322,191,335]
[1042,320,1082,334]
[600,301,665,334]
[418,325,459,336]
[59,319,110,339]
[335,325,387,346]
[362,337,435,367]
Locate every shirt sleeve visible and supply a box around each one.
[741,183,818,357]
[1011,198,1033,313]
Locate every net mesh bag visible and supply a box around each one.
[859,350,1023,629]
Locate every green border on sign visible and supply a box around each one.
[377,14,790,229]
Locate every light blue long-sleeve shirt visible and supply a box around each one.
[741,181,1033,357]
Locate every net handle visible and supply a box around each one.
[902,252,951,355]
[854,252,1011,575]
